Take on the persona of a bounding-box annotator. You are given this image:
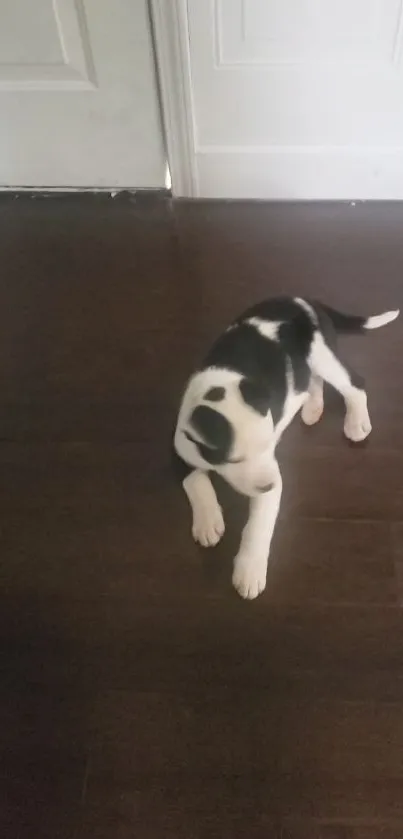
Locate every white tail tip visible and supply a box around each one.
[365,309,400,330]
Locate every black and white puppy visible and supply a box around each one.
[173,297,399,600]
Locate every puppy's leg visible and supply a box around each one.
[183,469,225,548]
[232,462,282,600]
[301,374,324,426]
[309,335,371,442]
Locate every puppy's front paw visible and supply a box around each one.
[192,504,225,548]
[344,409,372,443]
[232,552,267,600]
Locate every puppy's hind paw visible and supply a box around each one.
[301,397,324,426]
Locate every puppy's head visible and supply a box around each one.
[179,373,278,496]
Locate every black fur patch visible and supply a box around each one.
[204,386,225,402]
[314,302,366,334]
[312,303,338,351]
[312,302,365,389]
[189,404,233,465]
[240,297,310,324]
[199,298,318,423]
[240,299,314,394]
[202,318,290,424]
[239,378,271,417]
[349,368,366,390]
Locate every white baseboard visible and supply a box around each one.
[195,147,403,200]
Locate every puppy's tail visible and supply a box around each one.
[317,302,399,334]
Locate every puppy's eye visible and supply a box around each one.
[184,430,198,445]
[227,457,244,464]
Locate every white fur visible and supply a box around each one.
[183,470,225,547]
[232,460,282,599]
[272,359,307,443]
[301,374,324,426]
[174,368,243,470]
[176,367,278,491]
[294,297,318,324]
[343,390,372,442]
[246,317,281,340]
[365,310,399,329]
[308,333,372,441]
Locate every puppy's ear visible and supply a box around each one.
[239,378,271,417]
[189,405,232,464]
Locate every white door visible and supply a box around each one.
[180,0,403,198]
[0,0,166,188]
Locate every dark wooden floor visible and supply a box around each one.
[1,194,403,838]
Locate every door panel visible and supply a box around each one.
[185,0,403,198]
[0,0,166,188]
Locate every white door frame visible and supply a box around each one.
[150,0,197,197]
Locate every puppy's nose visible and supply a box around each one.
[256,482,274,493]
